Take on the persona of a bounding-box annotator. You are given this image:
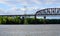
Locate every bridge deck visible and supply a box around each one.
[0,14,35,16]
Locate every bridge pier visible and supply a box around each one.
[44,16,46,24]
[44,16,46,19]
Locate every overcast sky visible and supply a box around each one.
[0,0,60,15]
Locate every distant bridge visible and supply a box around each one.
[0,8,60,19]
[0,8,60,24]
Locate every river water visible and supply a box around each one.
[0,25,60,36]
[37,15,60,19]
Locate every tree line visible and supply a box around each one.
[0,16,60,24]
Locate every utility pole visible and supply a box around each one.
[23,6,27,24]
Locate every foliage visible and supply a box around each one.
[0,16,60,24]
[14,16,21,24]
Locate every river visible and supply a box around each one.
[0,25,60,36]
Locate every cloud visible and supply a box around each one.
[0,0,15,7]
[6,0,60,5]
[0,8,7,15]
[0,0,60,15]
[5,6,40,15]
[6,7,26,15]
[0,0,28,6]
[0,0,60,6]
[42,0,60,4]
[31,0,42,4]
[0,5,47,15]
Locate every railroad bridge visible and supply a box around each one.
[0,8,60,24]
[0,8,60,20]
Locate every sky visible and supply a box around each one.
[0,0,60,15]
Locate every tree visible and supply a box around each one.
[14,16,21,24]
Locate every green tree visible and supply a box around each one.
[2,16,7,24]
[14,16,21,24]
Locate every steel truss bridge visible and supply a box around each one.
[0,8,60,19]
